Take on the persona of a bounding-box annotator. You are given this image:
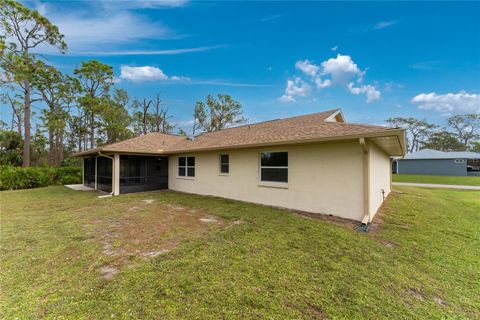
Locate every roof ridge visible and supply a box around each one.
[148,132,185,138]
[320,120,391,130]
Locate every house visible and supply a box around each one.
[394,149,480,176]
[74,109,406,223]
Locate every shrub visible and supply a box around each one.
[61,157,81,167]
[56,166,83,185]
[0,166,82,191]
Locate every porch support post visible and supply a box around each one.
[113,154,120,196]
[390,159,393,192]
[82,158,85,185]
[94,156,98,190]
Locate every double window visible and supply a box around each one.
[176,152,288,183]
[260,152,288,183]
[220,154,229,174]
[178,156,195,177]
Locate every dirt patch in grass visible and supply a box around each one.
[142,249,170,258]
[365,193,393,233]
[200,215,219,223]
[293,211,358,229]
[304,302,329,319]
[401,288,448,307]
[87,200,227,278]
[404,288,426,301]
[379,240,399,248]
[100,265,119,280]
[433,296,447,306]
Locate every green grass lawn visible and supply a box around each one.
[393,173,480,186]
[1,186,479,319]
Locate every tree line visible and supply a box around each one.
[386,115,480,153]
[1,0,246,167]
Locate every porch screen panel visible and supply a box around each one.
[119,156,168,194]
[83,157,95,188]
[97,157,112,193]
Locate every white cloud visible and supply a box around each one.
[37,11,177,54]
[278,95,296,103]
[32,0,49,15]
[295,59,331,89]
[120,66,168,82]
[175,119,195,130]
[37,11,225,56]
[411,91,480,113]
[321,54,364,84]
[101,0,189,9]
[295,60,319,78]
[278,77,311,103]
[384,81,404,92]
[373,20,398,30]
[281,54,380,103]
[59,14,168,41]
[170,76,191,81]
[315,78,332,89]
[331,45,338,51]
[347,83,381,103]
[119,66,189,82]
[81,45,225,56]
[25,1,227,57]
[27,2,202,56]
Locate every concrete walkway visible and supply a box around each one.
[393,182,480,190]
[65,184,95,191]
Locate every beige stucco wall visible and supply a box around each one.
[368,142,391,220]
[168,141,368,221]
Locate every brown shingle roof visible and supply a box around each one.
[106,132,185,152]
[169,109,396,152]
[74,132,185,156]
[74,109,404,156]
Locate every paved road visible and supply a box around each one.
[393,182,480,190]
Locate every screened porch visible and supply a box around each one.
[83,155,168,194]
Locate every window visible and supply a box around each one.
[260,152,288,183]
[220,154,229,174]
[178,156,195,177]
[467,159,480,172]
[454,159,466,163]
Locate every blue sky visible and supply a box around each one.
[2,0,480,134]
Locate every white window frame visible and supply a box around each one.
[219,154,229,175]
[258,151,288,186]
[177,156,195,178]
